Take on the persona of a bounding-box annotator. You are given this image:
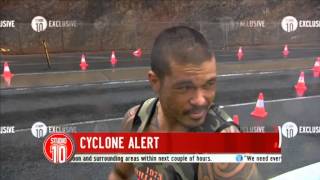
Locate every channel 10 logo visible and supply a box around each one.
[281,122,298,138]
[43,133,74,164]
[31,122,48,138]
[281,16,298,32]
[31,16,48,32]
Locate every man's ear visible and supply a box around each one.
[148,70,161,94]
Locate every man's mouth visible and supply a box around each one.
[188,109,207,120]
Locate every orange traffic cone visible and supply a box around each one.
[110,50,117,68]
[237,46,244,61]
[294,71,307,97]
[233,115,239,125]
[251,92,268,118]
[2,61,13,78]
[133,48,142,58]
[282,44,289,58]
[3,75,12,87]
[2,61,13,87]
[312,57,320,78]
[79,54,88,70]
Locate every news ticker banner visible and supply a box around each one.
[71,154,282,163]
[43,132,281,164]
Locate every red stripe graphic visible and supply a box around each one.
[71,132,280,154]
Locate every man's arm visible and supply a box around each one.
[108,105,140,180]
[198,126,263,180]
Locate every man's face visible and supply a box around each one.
[158,58,217,129]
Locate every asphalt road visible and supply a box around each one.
[0,69,320,179]
[0,46,319,74]
[1,69,319,129]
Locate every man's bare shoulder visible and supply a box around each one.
[121,105,140,131]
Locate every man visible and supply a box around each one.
[109,26,261,179]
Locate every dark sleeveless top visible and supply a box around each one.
[131,98,240,180]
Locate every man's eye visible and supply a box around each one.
[204,82,216,89]
[177,86,193,91]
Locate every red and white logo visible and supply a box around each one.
[43,133,74,164]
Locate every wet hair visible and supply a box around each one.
[150,26,213,80]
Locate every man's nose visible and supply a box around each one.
[190,90,207,106]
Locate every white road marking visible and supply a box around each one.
[3,79,149,91]
[222,94,320,107]
[13,66,148,76]
[218,71,276,77]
